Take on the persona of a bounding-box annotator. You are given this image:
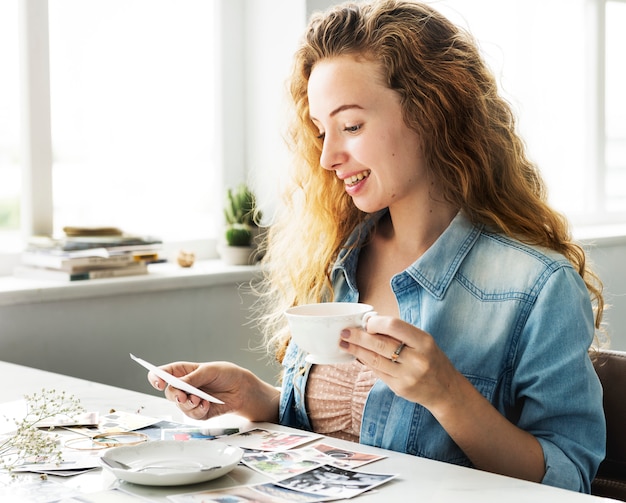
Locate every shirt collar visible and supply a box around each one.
[331,211,483,300]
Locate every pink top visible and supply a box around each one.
[305,360,377,442]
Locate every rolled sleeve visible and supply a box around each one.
[540,438,594,492]
[513,266,605,492]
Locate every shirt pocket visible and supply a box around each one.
[408,374,497,466]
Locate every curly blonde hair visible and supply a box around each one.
[253,0,604,362]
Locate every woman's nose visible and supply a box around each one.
[319,132,347,171]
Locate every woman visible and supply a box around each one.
[148,0,606,493]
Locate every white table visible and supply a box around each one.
[0,361,616,502]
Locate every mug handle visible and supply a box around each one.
[361,311,378,330]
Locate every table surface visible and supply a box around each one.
[0,361,616,502]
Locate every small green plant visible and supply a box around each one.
[0,389,84,475]
[223,184,261,247]
[225,224,253,246]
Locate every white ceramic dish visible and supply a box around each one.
[101,440,243,486]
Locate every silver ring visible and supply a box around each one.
[390,342,405,363]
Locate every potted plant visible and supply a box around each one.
[218,184,263,265]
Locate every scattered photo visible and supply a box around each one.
[275,464,397,500]
[225,428,322,452]
[66,411,160,437]
[134,420,196,441]
[312,443,386,469]
[160,427,221,441]
[241,450,321,479]
[96,410,161,432]
[13,450,103,476]
[251,482,330,502]
[35,411,99,429]
[135,419,238,441]
[74,488,149,502]
[0,478,83,503]
[168,483,327,503]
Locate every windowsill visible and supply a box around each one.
[1,222,625,308]
[573,222,626,247]
[0,260,261,307]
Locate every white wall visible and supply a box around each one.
[0,279,282,395]
[585,240,626,350]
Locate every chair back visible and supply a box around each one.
[591,349,626,501]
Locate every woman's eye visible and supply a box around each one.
[316,132,325,140]
[344,124,362,133]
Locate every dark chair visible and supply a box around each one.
[591,349,626,501]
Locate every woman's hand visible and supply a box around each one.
[340,314,460,410]
[340,314,545,483]
[147,361,280,423]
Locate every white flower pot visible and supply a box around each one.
[217,245,256,265]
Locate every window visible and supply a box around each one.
[0,0,228,268]
[436,0,626,224]
[605,0,626,213]
[0,0,20,243]
[49,0,219,241]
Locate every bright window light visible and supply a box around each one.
[0,0,21,237]
[605,1,626,212]
[48,0,218,240]
[435,0,589,217]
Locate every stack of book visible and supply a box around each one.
[14,226,163,282]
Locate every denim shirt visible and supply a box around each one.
[278,211,605,493]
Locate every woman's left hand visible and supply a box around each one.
[340,314,545,483]
[339,314,461,410]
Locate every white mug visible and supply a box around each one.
[285,302,377,364]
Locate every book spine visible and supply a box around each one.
[87,264,148,279]
[14,263,148,281]
[64,255,135,271]
[21,252,135,271]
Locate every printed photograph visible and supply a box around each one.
[241,450,321,479]
[225,428,321,452]
[275,464,397,499]
[312,443,386,469]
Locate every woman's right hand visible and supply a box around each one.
[147,361,280,422]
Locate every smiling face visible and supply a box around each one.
[307,55,430,215]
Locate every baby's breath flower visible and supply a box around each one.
[0,389,84,474]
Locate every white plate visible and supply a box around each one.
[101,440,243,486]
